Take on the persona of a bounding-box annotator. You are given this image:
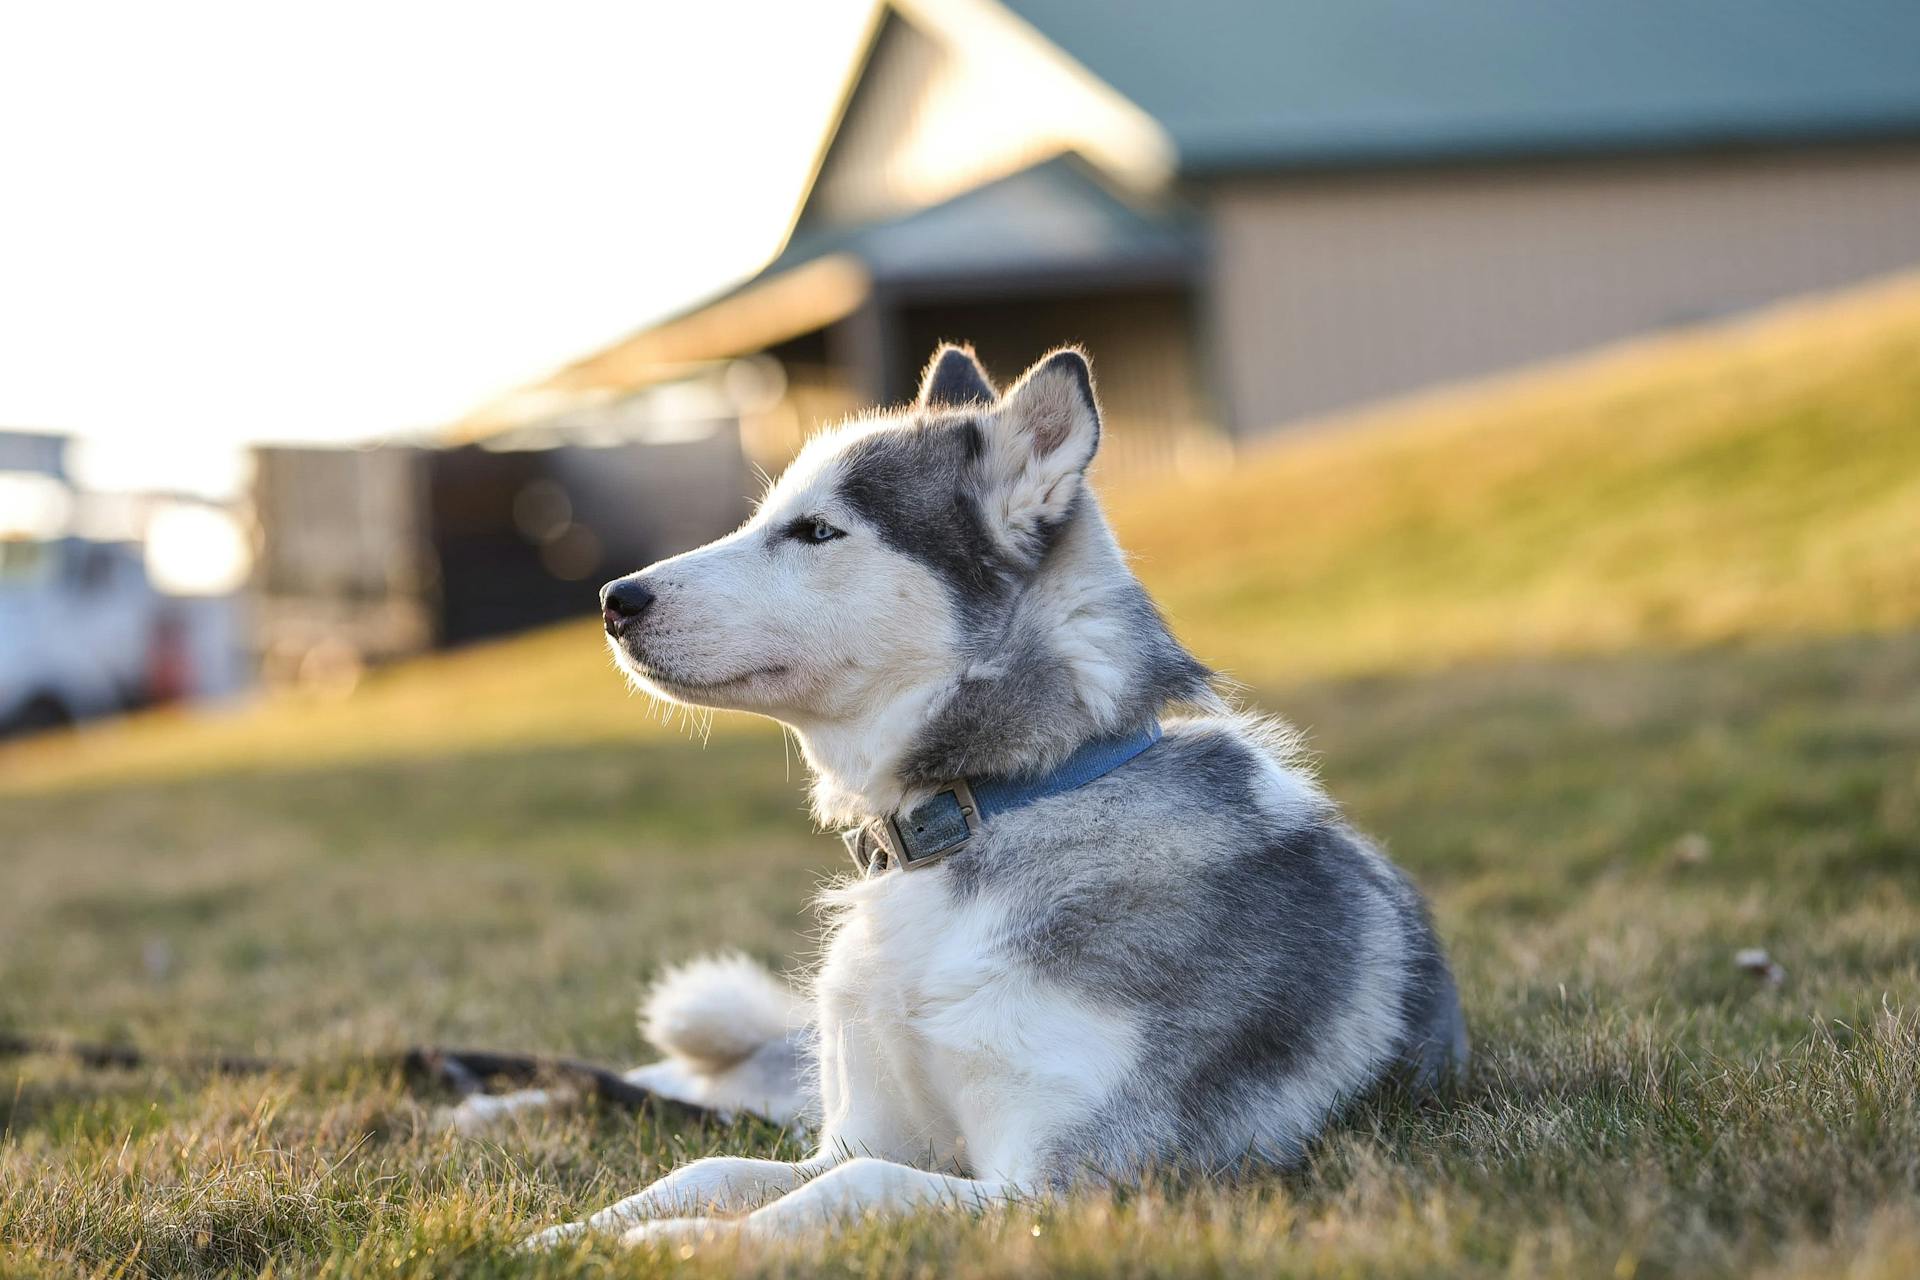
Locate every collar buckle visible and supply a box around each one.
[877,777,981,871]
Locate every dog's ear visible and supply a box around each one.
[980,348,1101,537]
[917,343,997,410]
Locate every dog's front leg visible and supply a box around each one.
[617,1157,1023,1245]
[520,1154,839,1249]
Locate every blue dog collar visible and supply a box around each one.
[846,721,1164,875]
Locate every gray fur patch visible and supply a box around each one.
[894,533,1214,789]
[835,420,1213,790]
[835,417,1014,607]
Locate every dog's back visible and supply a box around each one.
[897,711,1465,1182]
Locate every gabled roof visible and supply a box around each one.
[1002,0,1920,172]
[447,157,1198,438]
[452,0,1920,436]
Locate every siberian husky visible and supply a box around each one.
[521,345,1466,1247]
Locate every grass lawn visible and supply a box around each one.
[4,276,1920,1276]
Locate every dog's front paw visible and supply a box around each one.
[517,1220,589,1252]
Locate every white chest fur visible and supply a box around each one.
[812,867,1141,1182]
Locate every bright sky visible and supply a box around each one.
[0,1,872,469]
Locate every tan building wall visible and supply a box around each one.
[1207,144,1920,434]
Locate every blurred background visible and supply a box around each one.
[5,5,1920,1273]
[6,0,1919,732]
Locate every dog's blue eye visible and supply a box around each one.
[790,517,844,544]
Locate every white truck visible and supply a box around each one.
[0,536,165,734]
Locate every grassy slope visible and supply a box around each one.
[4,275,1920,1277]
[1117,269,1920,679]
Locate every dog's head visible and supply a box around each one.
[600,345,1102,725]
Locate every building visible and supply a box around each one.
[251,387,751,675]
[458,0,1920,470]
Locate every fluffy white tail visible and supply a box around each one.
[439,953,813,1135]
[641,953,805,1071]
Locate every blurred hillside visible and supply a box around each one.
[1124,269,1920,680]
[5,271,1918,792]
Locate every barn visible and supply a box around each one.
[459,0,1920,476]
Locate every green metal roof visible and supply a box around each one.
[767,156,1201,289]
[1002,0,1920,172]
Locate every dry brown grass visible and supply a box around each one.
[3,632,1918,1275]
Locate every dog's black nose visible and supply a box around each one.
[601,579,654,635]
